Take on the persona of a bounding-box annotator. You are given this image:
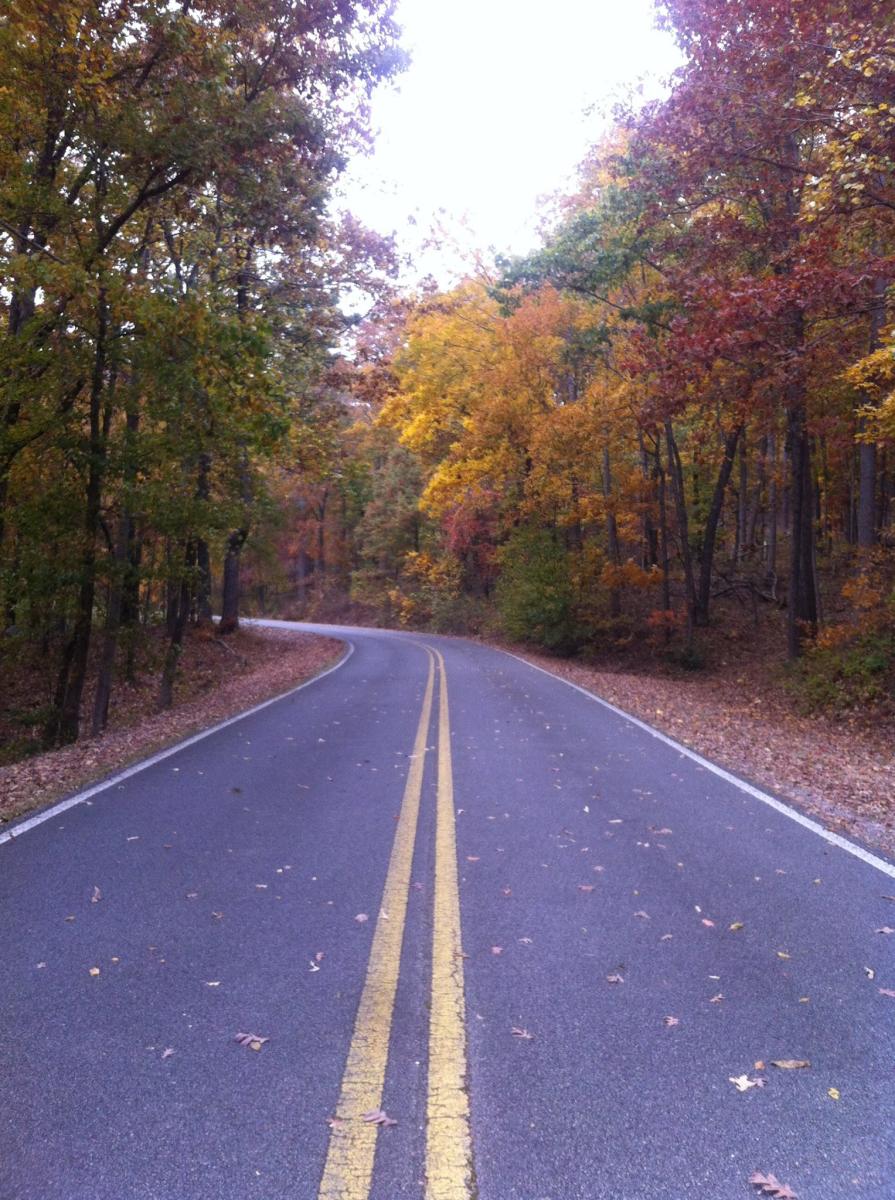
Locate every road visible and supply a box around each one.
[1,622,893,1200]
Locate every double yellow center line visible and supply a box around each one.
[317,647,473,1200]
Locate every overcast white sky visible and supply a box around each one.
[338,0,680,286]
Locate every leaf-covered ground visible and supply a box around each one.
[0,627,343,828]
[515,647,895,859]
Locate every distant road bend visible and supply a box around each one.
[1,620,893,1200]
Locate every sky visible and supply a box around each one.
[337,0,681,287]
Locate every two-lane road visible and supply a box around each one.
[1,623,893,1199]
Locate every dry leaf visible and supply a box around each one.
[355,913,369,924]
[466,856,480,862]
[663,1016,679,1027]
[518,937,533,944]
[748,1171,797,1199]
[660,933,673,941]
[511,1027,533,1040]
[362,1109,397,1126]
[490,946,503,955]
[161,1047,175,1060]
[771,1059,810,1070]
[234,1032,269,1051]
[91,886,102,904]
[776,951,791,960]
[709,993,724,1003]
[606,973,624,984]
[828,1087,840,1100]
[315,951,325,962]
[577,884,595,893]
[879,988,895,998]
[205,980,221,987]
[729,922,744,931]
[633,910,650,919]
[501,887,512,897]
[701,918,715,928]
[875,927,894,934]
[88,966,101,976]
[754,1060,765,1070]
[309,961,320,972]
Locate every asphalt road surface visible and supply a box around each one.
[2,622,893,1200]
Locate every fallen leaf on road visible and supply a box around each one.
[729,922,744,931]
[875,927,894,934]
[315,951,325,962]
[491,946,503,955]
[776,951,791,960]
[663,1016,679,1027]
[309,961,320,972]
[701,918,715,927]
[577,884,595,893]
[709,993,724,1003]
[660,933,673,941]
[466,856,480,862]
[91,887,102,903]
[633,910,650,919]
[606,973,624,984]
[828,1088,840,1100]
[212,911,223,920]
[518,937,533,944]
[362,1110,397,1126]
[161,1048,174,1060]
[501,887,512,897]
[234,1032,269,1051]
[864,966,875,979]
[748,1171,798,1198]
[754,1060,765,1070]
[729,1074,765,1091]
[878,988,895,998]
[255,884,268,890]
[771,1059,810,1070]
[511,1027,534,1039]
[205,981,221,987]
[355,913,369,924]
[88,967,100,976]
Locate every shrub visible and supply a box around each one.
[495,528,579,652]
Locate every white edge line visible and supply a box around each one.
[0,640,355,848]
[498,647,895,881]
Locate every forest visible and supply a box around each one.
[2,0,895,759]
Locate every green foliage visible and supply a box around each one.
[495,528,579,652]
[790,628,895,714]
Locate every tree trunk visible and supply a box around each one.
[857,275,887,547]
[195,453,213,624]
[218,527,247,634]
[159,544,193,709]
[665,421,696,648]
[786,393,818,658]
[45,289,108,745]
[695,423,742,626]
[602,446,621,618]
[765,429,778,592]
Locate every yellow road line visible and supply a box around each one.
[318,650,435,1200]
[426,649,474,1199]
